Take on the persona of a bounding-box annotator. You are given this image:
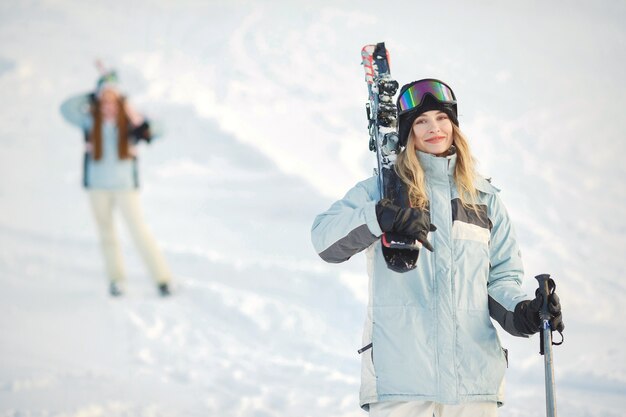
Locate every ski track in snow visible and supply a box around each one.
[2,221,625,417]
[0,227,363,417]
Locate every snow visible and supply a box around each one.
[1,0,626,416]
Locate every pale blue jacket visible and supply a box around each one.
[311,151,530,409]
[60,93,156,190]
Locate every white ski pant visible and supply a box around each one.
[88,190,171,285]
[369,401,497,417]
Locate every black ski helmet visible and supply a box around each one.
[396,78,459,147]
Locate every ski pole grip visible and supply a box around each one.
[535,274,552,323]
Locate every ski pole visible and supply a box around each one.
[535,273,557,417]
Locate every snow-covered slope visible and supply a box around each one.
[1,1,625,416]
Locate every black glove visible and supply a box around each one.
[375,198,437,252]
[513,290,564,335]
[132,121,152,143]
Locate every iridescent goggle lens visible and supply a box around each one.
[397,79,456,114]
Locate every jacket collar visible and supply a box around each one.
[414,147,501,194]
[417,148,457,182]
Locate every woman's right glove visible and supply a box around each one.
[375,198,437,252]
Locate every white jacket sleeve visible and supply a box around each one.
[311,178,383,263]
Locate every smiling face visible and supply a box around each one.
[409,110,454,156]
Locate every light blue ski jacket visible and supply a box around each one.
[60,93,161,190]
[311,151,530,409]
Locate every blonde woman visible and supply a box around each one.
[311,79,563,416]
[60,70,172,297]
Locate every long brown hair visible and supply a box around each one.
[89,96,131,161]
[394,124,479,210]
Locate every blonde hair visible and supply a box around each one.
[394,124,479,210]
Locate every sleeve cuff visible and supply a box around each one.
[364,200,383,237]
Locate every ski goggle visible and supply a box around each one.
[397,79,456,115]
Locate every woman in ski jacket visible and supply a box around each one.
[311,79,564,416]
[60,69,172,297]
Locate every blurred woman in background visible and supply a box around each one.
[60,66,172,297]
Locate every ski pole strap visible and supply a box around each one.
[546,279,564,346]
[543,277,564,347]
[539,328,564,355]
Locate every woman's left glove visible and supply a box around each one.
[132,121,152,143]
[513,290,564,335]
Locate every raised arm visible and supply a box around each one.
[311,177,382,263]
[59,93,93,129]
[123,99,145,127]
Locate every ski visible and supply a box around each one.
[361,42,420,273]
